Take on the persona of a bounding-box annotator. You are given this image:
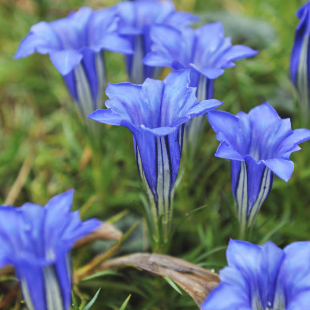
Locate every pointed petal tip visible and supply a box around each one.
[263,158,294,182]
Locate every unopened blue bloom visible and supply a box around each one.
[208,103,310,233]
[0,190,100,310]
[291,2,310,124]
[15,7,132,118]
[116,0,198,84]
[144,22,257,155]
[201,239,310,310]
[88,69,221,242]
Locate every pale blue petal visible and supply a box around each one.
[49,50,83,75]
[201,282,251,310]
[141,125,176,136]
[50,7,93,50]
[88,109,124,126]
[96,33,133,54]
[161,69,192,126]
[14,21,61,59]
[207,111,240,149]
[218,45,258,68]
[190,64,225,79]
[226,240,261,277]
[165,11,199,27]
[45,189,74,213]
[143,48,174,67]
[263,158,294,182]
[215,143,244,160]
[259,241,284,307]
[278,128,310,155]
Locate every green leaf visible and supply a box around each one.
[71,292,79,310]
[82,289,101,310]
[163,277,183,295]
[119,295,131,310]
[82,270,119,281]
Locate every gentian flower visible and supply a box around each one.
[201,239,310,310]
[291,2,310,125]
[207,103,310,234]
[14,7,133,119]
[0,190,100,310]
[144,22,258,155]
[88,69,221,245]
[116,0,198,84]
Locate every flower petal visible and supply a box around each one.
[14,21,61,59]
[207,110,240,150]
[88,109,124,126]
[219,45,258,67]
[96,33,133,54]
[215,142,244,160]
[190,64,225,79]
[49,50,83,75]
[263,158,294,182]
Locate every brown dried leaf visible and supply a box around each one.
[95,253,220,306]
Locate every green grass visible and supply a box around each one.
[0,0,309,309]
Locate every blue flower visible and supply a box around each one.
[0,190,100,310]
[88,69,221,244]
[14,7,133,118]
[201,239,310,310]
[116,0,198,84]
[291,2,310,124]
[207,103,310,233]
[144,22,258,155]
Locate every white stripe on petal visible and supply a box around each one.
[75,62,94,117]
[156,136,173,240]
[235,161,248,232]
[95,52,106,110]
[135,133,179,242]
[44,265,64,310]
[20,278,35,310]
[248,168,273,227]
[131,35,145,84]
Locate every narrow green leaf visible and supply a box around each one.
[195,246,227,263]
[82,288,101,310]
[163,276,183,295]
[82,270,119,281]
[71,292,79,310]
[119,294,131,310]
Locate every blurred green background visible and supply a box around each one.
[0,0,309,309]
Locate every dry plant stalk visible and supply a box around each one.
[91,253,220,306]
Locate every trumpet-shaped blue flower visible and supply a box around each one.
[116,0,198,84]
[144,22,258,155]
[291,2,310,124]
[88,69,221,243]
[0,190,100,310]
[201,239,310,310]
[208,103,310,233]
[15,7,132,118]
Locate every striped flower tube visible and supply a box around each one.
[291,2,310,125]
[88,69,222,247]
[0,190,100,310]
[14,7,132,122]
[208,103,310,235]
